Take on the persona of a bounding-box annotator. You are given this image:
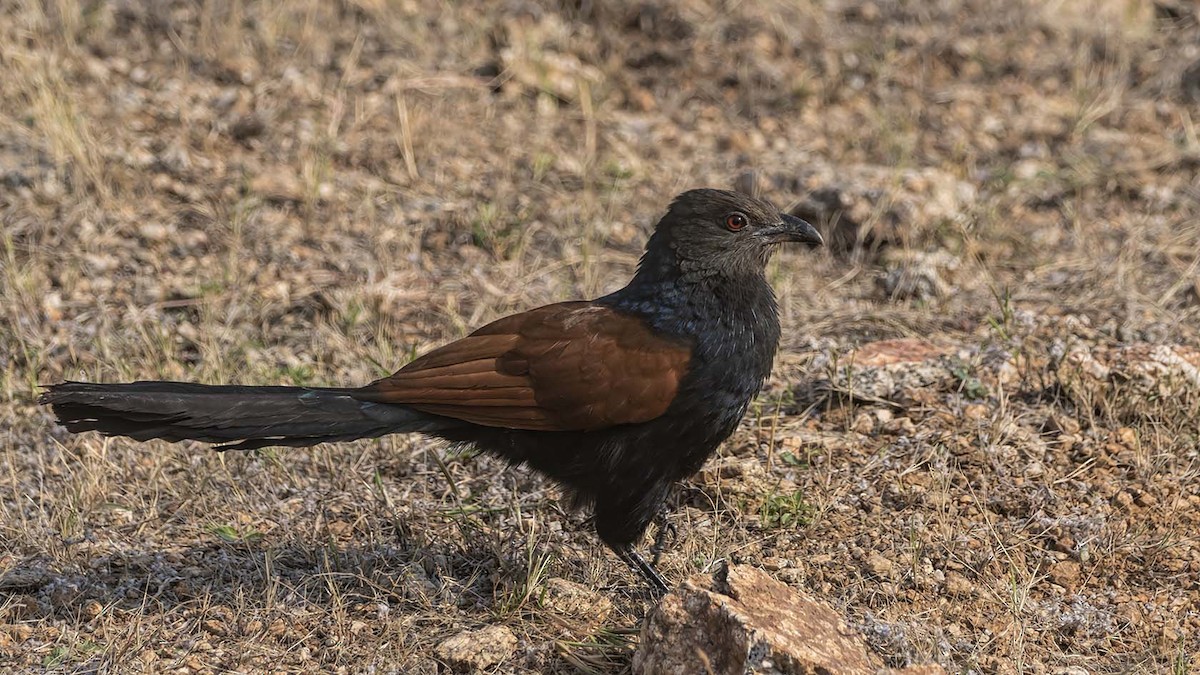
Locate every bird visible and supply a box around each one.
[40,188,823,596]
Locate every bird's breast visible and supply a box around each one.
[598,278,781,412]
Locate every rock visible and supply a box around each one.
[82,599,103,620]
[498,15,603,104]
[803,338,961,406]
[800,338,1025,409]
[782,164,975,255]
[877,249,959,301]
[229,113,266,141]
[851,410,876,435]
[539,577,613,625]
[250,171,305,204]
[865,553,894,579]
[138,222,172,242]
[1048,561,1082,591]
[1057,343,1200,420]
[633,564,944,675]
[1038,0,1155,41]
[944,572,973,597]
[1183,59,1200,103]
[0,566,51,591]
[435,624,518,671]
[41,291,63,321]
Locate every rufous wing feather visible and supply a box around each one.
[354,302,691,431]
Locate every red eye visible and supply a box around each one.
[725,212,748,231]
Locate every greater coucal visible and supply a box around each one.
[41,188,823,595]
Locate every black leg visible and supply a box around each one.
[648,510,679,566]
[616,544,670,598]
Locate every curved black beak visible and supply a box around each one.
[756,213,824,247]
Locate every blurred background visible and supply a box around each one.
[1,1,1198,672]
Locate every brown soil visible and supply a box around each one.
[2,1,1198,672]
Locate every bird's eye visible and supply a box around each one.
[725,212,749,231]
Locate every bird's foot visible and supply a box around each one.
[616,545,670,599]
[649,513,679,566]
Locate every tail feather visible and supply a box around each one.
[40,380,451,450]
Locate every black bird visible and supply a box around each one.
[41,188,823,595]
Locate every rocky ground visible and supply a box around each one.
[1,0,1198,672]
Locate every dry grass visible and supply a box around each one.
[2,0,1199,672]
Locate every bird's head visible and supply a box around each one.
[639,188,823,282]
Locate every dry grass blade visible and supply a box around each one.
[2,0,1198,672]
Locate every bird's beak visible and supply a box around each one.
[756,214,824,247]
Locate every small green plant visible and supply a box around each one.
[197,279,226,296]
[470,201,522,258]
[602,160,633,181]
[779,451,808,469]
[496,544,552,618]
[950,360,988,400]
[39,640,103,668]
[1171,645,1194,675]
[759,489,814,529]
[42,646,70,668]
[532,152,556,181]
[279,364,315,386]
[340,299,366,331]
[208,524,264,544]
[986,286,1015,342]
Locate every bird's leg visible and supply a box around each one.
[648,509,679,566]
[616,544,670,598]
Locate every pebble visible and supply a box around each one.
[435,625,518,671]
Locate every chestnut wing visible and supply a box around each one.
[355,302,691,431]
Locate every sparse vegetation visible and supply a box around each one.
[758,489,815,530]
[2,0,1198,673]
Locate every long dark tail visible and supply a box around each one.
[40,381,450,450]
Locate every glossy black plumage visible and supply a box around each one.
[41,188,823,594]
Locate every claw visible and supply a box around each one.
[648,510,679,565]
[616,545,670,598]
[649,520,678,565]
